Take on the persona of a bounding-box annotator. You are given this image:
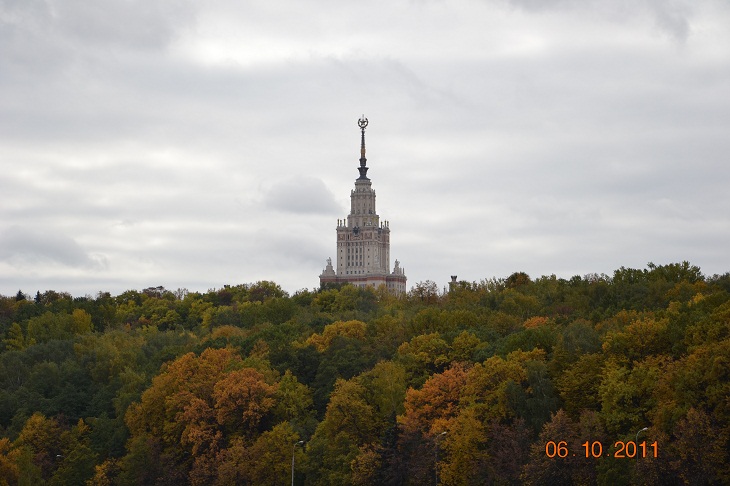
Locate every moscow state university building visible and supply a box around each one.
[319,117,407,293]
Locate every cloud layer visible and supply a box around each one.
[1,0,729,296]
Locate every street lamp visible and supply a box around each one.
[292,440,304,486]
[434,431,447,486]
[634,425,650,486]
[635,427,649,467]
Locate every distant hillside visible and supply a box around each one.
[1,262,728,485]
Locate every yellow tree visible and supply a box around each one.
[395,363,470,485]
[123,348,279,484]
[305,320,368,352]
[71,308,93,334]
[0,437,20,484]
[438,408,488,486]
[125,348,239,438]
[399,363,469,437]
[213,367,278,436]
[14,413,63,480]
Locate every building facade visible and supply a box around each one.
[319,117,407,293]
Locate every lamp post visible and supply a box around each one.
[635,427,649,468]
[434,431,447,486]
[292,440,304,486]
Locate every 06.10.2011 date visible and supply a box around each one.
[544,440,658,459]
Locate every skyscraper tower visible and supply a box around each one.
[319,116,407,293]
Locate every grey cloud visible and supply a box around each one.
[262,177,342,215]
[56,0,195,49]
[0,0,195,52]
[0,225,107,269]
[504,0,693,41]
[646,0,691,41]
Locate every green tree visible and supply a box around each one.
[396,333,450,386]
[408,280,440,305]
[449,330,485,363]
[49,419,97,486]
[557,353,604,416]
[598,356,668,436]
[550,319,601,374]
[306,378,378,485]
[3,322,33,351]
[26,312,73,343]
[273,370,316,434]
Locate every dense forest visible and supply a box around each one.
[0,261,728,485]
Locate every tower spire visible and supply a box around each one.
[357,115,369,180]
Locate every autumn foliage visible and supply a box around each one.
[0,264,728,484]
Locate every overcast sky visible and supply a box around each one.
[1,0,729,297]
